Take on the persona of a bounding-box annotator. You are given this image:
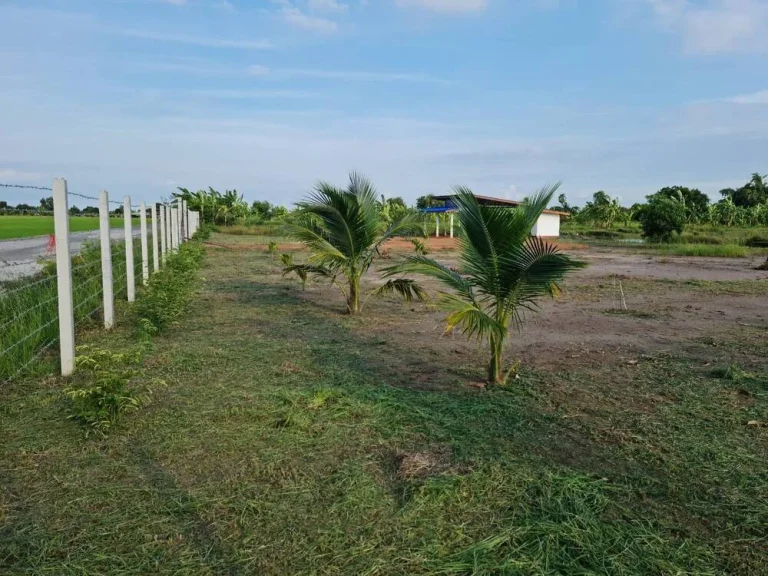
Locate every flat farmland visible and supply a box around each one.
[0,215,139,240]
[1,234,766,574]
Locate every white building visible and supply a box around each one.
[429,194,566,238]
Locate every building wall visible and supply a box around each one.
[531,213,560,237]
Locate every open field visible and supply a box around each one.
[0,215,140,240]
[1,234,766,574]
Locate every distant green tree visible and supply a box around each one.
[82,206,99,216]
[416,195,444,209]
[578,191,623,228]
[39,196,53,211]
[651,186,709,222]
[637,196,685,241]
[69,205,81,216]
[0,201,7,209]
[550,193,579,215]
[731,173,768,207]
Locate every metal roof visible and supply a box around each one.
[426,194,569,216]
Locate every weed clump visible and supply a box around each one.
[133,243,204,335]
[64,346,163,436]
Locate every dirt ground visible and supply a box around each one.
[208,235,767,379]
[288,243,768,380]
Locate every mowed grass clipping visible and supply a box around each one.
[1,239,766,574]
[0,215,140,240]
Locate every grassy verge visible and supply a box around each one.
[0,237,154,381]
[645,243,750,257]
[0,215,141,240]
[1,241,765,574]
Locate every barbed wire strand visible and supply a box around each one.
[0,294,59,333]
[0,183,52,191]
[0,316,59,358]
[2,337,59,384]
[0,275,56,299]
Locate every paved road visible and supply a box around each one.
[0,227,142,281]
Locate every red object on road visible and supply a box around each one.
[45,233,56,255]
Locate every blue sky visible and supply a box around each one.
[1,0,767,208]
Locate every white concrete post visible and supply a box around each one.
[161,204,168,261]
[99,191,114,329]
[435,213,440,237]
[53,178,75,376]
[151,202,159,273]
[124,196,135,302]
[170,205,177,251]
[139,201,149,285]
[450,213,454,238]
[182,199,188,241]
[176,203,183,246]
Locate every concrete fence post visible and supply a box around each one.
[170,205,177,251]
[139,201,149,285]
[151,202,160,273]
[160,204,167,264]
[162,204,169,259]
[177,203,182,246]
[124,196,135,302]
[99,190,114,329]
[181,199,187,241]
[52,178,75,377]
[435,213,440,237]
[450,213,454,238]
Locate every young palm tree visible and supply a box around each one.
[285,172,426,314]
[384,185,585,385]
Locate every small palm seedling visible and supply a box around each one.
[268,241,278,256]
[281,253,307,290]
[284,172,426,313]
[411,238,430,255]
[384,184,585,385]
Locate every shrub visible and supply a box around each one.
[64,346,162,436]
[637,197,686,242]
[133,243,204,334]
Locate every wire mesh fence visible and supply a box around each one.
[0,180,198,383]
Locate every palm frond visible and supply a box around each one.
[382,256,475,301]
[440,293,505,342]
[499,237,585,308]
[376,211,427,247]
[283,264,336,283]
[372,279,429,303]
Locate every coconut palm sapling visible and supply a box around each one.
[285,173,426,314]
[384,185,585,384]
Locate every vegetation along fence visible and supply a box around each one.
[0,178,200,382]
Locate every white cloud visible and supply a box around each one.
[275,68,447,83]
[394,0,487,14]
[645,0,768,54]
[248,64,270,76]
[282,6,338,32]
[307,0,349,13]
[115,29,273,49]
[715,89,768,104]
[187,88,322,99]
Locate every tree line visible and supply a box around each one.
[549,172,768,241]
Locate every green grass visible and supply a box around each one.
[0,238,151,381]
[0,241,766,574]
[647,243,750,257]
[0,215,141,240]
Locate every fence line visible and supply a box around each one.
[0,178,200,382]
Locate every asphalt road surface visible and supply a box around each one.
[0,227,142,281]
